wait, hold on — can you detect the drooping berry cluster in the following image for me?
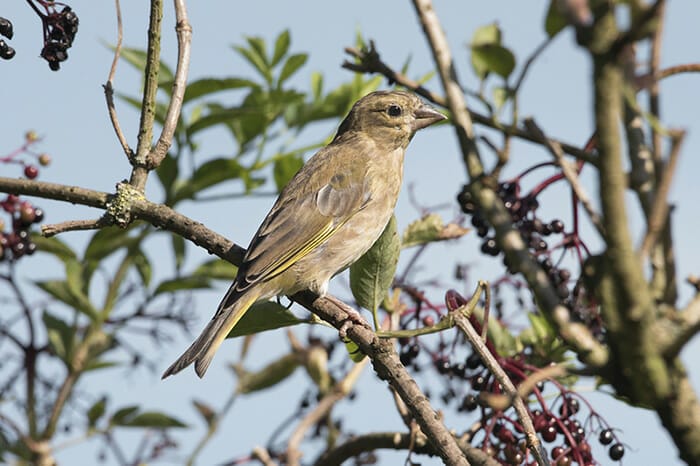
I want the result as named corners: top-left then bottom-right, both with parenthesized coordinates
top-left (0, 17), bottom-right (15, 60)
top-left (7, 1), bottom-right (79, 70)
top-left (33, 2), bottom-right (79, 70)
top-left (0, 195), bottom-right (44, 260)
top-left (457, 159), bottom-right (604, 339)
top-left (0, 132), bottom-right (50, 261)
top-left (426, 290), bottom-right (624, 465)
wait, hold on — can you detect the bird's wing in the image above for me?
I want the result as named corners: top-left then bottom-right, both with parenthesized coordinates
top-left (233, 135), bottom-right (373, 294)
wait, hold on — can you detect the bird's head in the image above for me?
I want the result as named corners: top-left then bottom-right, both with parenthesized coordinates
top-left (333, 90), bottom-right (446, 149)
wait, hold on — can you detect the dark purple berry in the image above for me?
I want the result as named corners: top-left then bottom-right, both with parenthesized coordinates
top-left (24, 165), bottom-right (39, 179)
top-left (460, 394), bottom-right (478, 412)
top-left (609, 443), bottom-right (624, 461)
top-left (550, 219), bottom-right (565, 233)
top-left (599, 428), bottom-right (614, 445)
top-left (542, 425), bottom-right (557, 442)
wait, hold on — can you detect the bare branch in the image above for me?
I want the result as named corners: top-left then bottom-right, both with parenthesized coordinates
top-left (287, 359), bottom-right (369, 466)
top-left (639, 130), bottom-right (684, 260)
top-left (103, 0), bottom-right (134, 161)
top-left (148, 0), bottom-right (192, 168)
top-left (41, 218), bottom-right (108, 237)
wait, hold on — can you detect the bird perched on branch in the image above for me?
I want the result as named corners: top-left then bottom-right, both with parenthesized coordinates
top-left (162, 90), bottom-right (445, 378)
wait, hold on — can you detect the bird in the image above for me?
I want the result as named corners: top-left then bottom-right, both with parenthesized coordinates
top-left (162, 90), bottom-right (445, 379)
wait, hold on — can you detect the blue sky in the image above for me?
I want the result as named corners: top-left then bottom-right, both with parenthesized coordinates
top-left (1, 1), bottom-right (699, 465)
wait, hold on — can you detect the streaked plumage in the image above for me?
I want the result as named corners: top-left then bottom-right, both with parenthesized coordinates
top-left (162, 90), bottom-right (445, 378)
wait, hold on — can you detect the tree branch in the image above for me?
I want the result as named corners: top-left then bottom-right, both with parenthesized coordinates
top-left (410, 0), bottom-right (607, 369)
top-left (148, 0), bottom-right (192, 168)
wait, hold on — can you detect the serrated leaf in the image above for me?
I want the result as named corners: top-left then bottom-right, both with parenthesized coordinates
top-left (236, 353), bottom-right (300, 394)
top-left (402, 213), bottom-right (470, 249)
top-left (350, 216), bottom-right (400, 312)
top-left (183, 77), bottom-right (258, 104)
top-left (119, 411), bottom-right (187, 429)
top-left (271, 30), bottom-right (291, 67)
top-left (273, 153), bottom-right (304, 191)
top-left (172, 158), bottom-right (244, 203)
top-left (278, 53), bottom-right (307, 86)
top-left (87, 397), bottom-right (107, 428)
top-left (402, 213), bottom-right (443, 249)
top-left (227, 301), bottom-right (305, 338)
top-left (471, 44), bottom-right (516, 80)
top-left (545, 0), bottom-right (569, 37)
top-left (31, 234), bottom-right (77, 262)
top-left (193, 258), bottom-right (238, 280)
top-left (154, 276), bottom-right (211, 295)
top-left (42, 311), bottom-right (74, 361)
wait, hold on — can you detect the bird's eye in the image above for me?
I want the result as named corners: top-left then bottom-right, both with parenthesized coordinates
top-left (387, 104), bottom-right (402, 117)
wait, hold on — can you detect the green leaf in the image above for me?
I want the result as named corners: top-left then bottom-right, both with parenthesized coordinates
top-left (42, 311), bottom-right (75, 362)
top-left (157, 153), bottom-right (178, 196)
top-left (471, 44), bottom-right (516, 80)
top-left (492, 86), bottom-right (512, 111)
top-left (310, 71), bottom-right (323, 100)
top-left (84, 360), bottom-right (119, 372)
top-left (402, 213), bottom-right (442, 248)
top-left (171, 234), bottom-right (186, 271)
top-left (119, 411), bottom-right (188, 429)
top-left (271, 30), bottom-right (291, 67)
top-left (236, 353), bottom-right (301, 394)
top-left (116, 46), bottom-right (174, 85)
top-left (545, 0), bottom-right (569, 37)
top-left (227, 301), bottom-right (305, 338)
top-left (172, 158), bottom-right (244, 203)
top-left (31, 235), bottom-right (77, 262)
top-left (36, 280), bottom-right (98, 320)
top-left (84, 226), bottom-right (137, 262)
top-left (109, 406), bottom-right (139, 426)
top-left (278, 53), bottom-right (308, 86)
top-left (350, 215), bottom-right (400, 312)
top-left (471, 23), bottom-right (502, 47)
top-left (273, 153), bottom-right (304, 191)
top-left (132, 249), bottom-right (152, 286)
top-left (192, 400), bottom-right (216, 427)
top-left (183, 77), bottom-right (258, 104)
top-left (154, 276), bottom-right (211, 295)
top-left (193, 258), bottom-right (238, 280)
top-left (87, 397), bottom-right (107, 428)
top-left (234, 43), bottom-right (272, 84)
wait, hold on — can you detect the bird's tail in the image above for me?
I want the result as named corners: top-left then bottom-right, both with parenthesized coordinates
top-left (162, 289), bottom-right (260, 379)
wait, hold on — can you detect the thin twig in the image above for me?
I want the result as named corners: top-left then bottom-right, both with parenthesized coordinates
top-left (130, 0), bottom-right (164, 191)
top-left (524, 118), bottom-right (606, 237)
top-left (42, 218), bottom-right (109, 237)
top-left (451, 299), bottom-right (550, 466)
top-left (148, 0), bottom-right (192, 168)
top-left (512, 37), bottom-right (553, 93)
top-left (639, 130), bottom-right (685, 259)
top-left (103, 0), bottom-right (133, 161)
top-left (286, 359), bottom-right (369, 466)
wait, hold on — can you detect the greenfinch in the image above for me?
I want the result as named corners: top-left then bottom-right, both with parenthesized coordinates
top-left (163, 90), bottom-right (445, 378)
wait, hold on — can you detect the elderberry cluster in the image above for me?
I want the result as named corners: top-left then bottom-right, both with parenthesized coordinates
top-left (0, 132), bottom-right (51, 261)
top-left (40, 5), bottom-right (79, 70)
top-left (0, 17), bottom-right (15, 60)
top-left (0, 194), bottom-right (44, 261)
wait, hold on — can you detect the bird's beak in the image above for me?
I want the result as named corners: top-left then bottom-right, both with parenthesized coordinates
top-left (412, 104), bottom-right (446, 132)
